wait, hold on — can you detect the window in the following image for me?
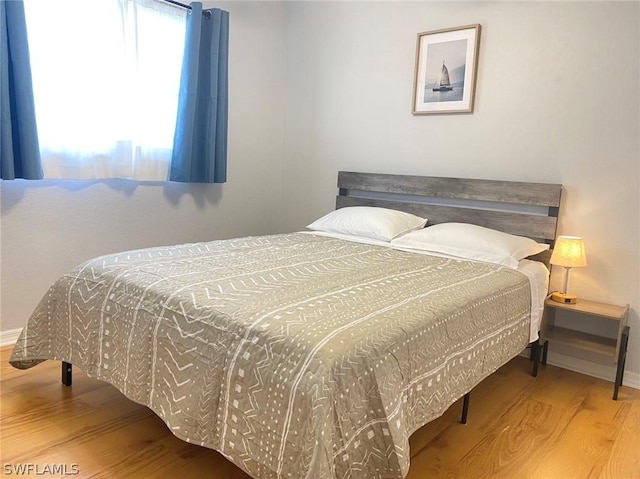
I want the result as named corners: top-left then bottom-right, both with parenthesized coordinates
top-left (23, 0), bottom-right (187, 180)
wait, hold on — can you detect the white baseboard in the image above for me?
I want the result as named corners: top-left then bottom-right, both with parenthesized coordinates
top-left (545, 350), bottom-right (640, 390)
top-left (521, 348), bottom-right (639, 391)
top-left (0, 328), bottom-right (22, 347)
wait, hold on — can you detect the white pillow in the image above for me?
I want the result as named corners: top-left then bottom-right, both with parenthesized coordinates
top-left (306, 207), bottom-right (427, 242)
top-left (390, 222), bottom-right (549, 268)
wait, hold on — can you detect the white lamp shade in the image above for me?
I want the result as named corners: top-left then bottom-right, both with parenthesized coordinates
top-left (550, 236), bottom-right (587, 268)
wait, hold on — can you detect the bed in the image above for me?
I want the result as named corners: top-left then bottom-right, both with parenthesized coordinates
top-left (10, 172), bottom-right (562, 479)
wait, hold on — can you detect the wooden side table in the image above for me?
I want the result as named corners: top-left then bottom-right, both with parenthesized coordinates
top-left (540, 297), bottom-right (630, 400)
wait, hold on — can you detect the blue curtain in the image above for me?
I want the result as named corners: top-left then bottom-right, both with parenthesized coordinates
top-left (0, 0), bottom-right (42, 180)
top-left (170, 3), bottom-right (228, 183)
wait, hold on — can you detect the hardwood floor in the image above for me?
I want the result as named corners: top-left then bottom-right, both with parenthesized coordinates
top-left (1, 345), bottom-right (639, 479)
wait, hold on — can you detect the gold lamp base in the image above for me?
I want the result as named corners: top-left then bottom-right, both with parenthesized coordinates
top-left (551, 292), bottom-right (577, 304)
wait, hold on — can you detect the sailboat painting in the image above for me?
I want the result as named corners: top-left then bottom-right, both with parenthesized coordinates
top-left (421, 37), bottom-right (470, 104)
top-left (412, 24), bottom-right (481, 114)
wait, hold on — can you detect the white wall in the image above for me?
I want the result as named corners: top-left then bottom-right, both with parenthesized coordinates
top-left (280, 2), bottom-right (640, 382)
top-left (0, 1), bottom-right (287, 332)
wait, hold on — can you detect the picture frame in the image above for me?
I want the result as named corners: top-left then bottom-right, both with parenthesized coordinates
top-left (412, 24), bottom-right (481, 115)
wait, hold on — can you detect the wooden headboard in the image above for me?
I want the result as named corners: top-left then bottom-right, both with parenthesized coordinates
top-left (336, 171), bottom-right (562, 261)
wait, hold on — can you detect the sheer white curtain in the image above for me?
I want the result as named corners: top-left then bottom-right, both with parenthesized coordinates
top-left (23, 0), bottom-right (186, 180)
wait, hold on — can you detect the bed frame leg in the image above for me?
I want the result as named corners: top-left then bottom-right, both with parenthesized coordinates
top-left (461, 392), bottom-right (470, 424)
top-left (62, 362), bottom-right (72, 386)
top-left (530, 339), bottom-right (547, 378)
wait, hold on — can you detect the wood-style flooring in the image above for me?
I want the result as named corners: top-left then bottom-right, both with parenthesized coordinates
top-left (1, 346), bottom-right (639, 478)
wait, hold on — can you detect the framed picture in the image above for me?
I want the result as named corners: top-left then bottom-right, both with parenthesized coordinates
top-left (412, 24), bottom-right (481, 114)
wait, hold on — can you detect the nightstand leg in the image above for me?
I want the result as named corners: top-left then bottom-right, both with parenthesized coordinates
top-left (613, 326), bottom-right (629, 401)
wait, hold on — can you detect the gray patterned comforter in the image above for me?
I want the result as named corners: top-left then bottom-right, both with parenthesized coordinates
top-left (10, 233), bottom-right (532, 479)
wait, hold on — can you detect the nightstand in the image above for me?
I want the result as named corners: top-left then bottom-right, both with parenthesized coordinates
top-left (540, 297), bottom-right (630, 400)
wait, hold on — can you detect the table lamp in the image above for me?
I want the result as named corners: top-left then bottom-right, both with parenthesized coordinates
top-left (549, 235), bottom-right (587, 304)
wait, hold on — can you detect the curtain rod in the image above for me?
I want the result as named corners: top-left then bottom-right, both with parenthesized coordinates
top-left (162, 0), bottom-right (192, 10)
top-left (161, 0), bottom-right (213, 18)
